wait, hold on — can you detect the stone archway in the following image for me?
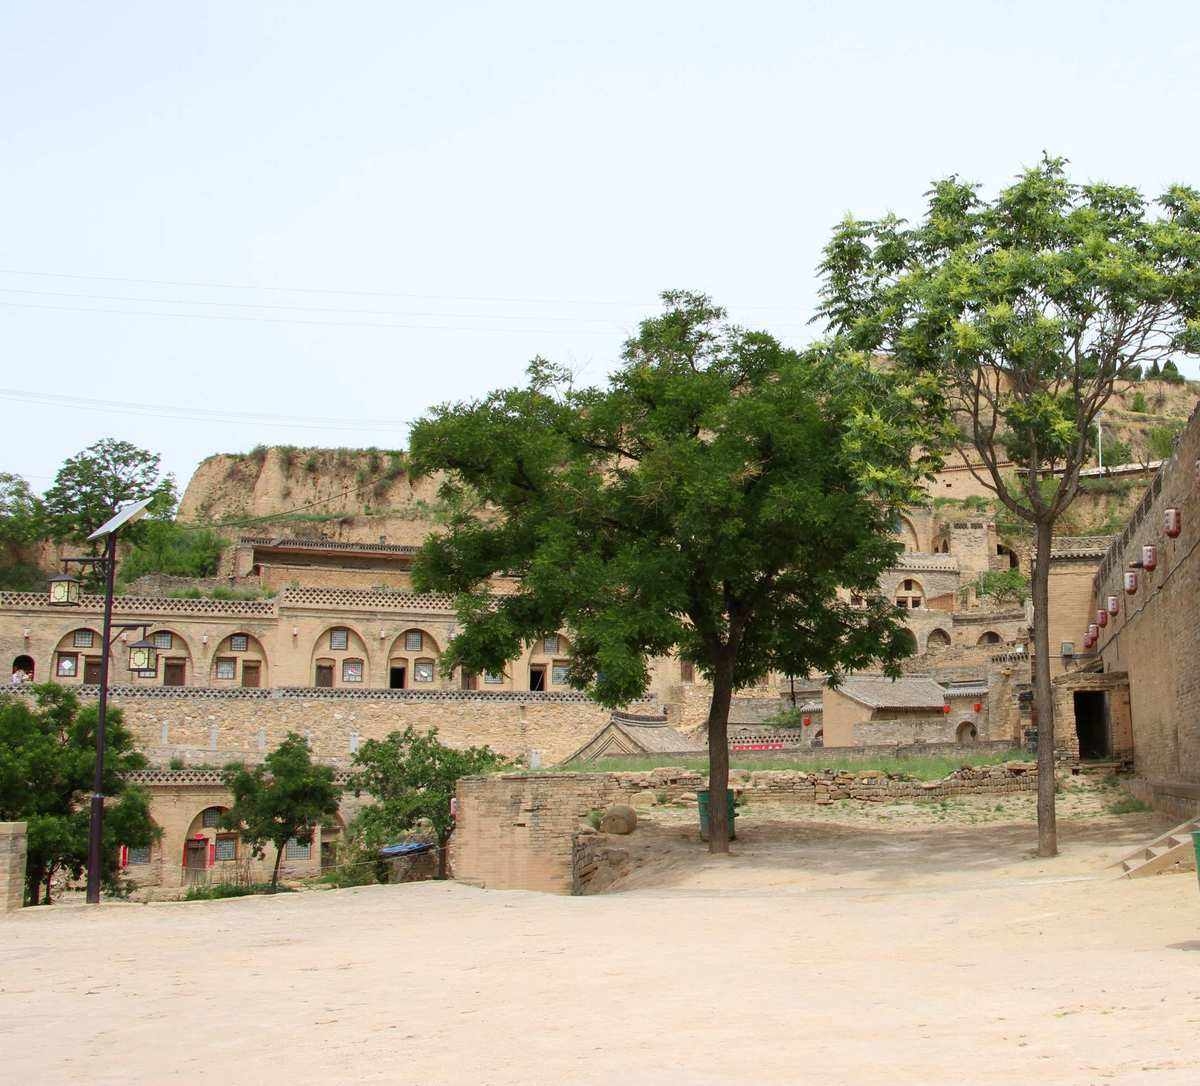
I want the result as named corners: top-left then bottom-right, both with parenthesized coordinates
top-left (925, 629), bottom-right (952, 654)
top-left (956, 721), bottom-right (978, 744)
top-left (11, 653), bottom-right (34, 684)
top-left (977, 631), bottom-right (1002, 647)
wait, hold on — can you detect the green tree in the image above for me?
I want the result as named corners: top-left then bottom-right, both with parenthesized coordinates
top-left (1161, 358), bottom-right (1185, 384)
top-left (0, 472), bottom-right (46, 589)
top-left (1147, 423), bottom-right (1184, 461)
top-left (43, 439), bottom-right (176, 544)
top-left (409, 292), bottom-right (939, 852)
top-left (1130, 391), bottom-right (1148, 413)
top-left (817, 156), bottom-right (1200, 856)
top-left (347, 726), bottom-right (507, 879)
top-left (222, 733), bottom-right (340, 891)
top-left (1148, 360), bottom-right (1162, 379)
top-left (0, 685), bottom-right (157, 905)
top-left (973, 568), bottom-right (1030, 607)
top-left (116, 521), bottom-right (225, 588)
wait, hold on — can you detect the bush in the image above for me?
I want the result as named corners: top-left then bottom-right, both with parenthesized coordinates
top-left (1105, 796), bottom-right (1152, 815)
top-left (117, 521), bottom-right (224, 586)
top-left (1147, 423), bottom-right (1184, 461)
top-left (1130, 391), bottom-right (1148, 413)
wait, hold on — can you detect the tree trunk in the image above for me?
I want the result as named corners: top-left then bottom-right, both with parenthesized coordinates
top-left (1032, 518), bottom-right (1058, 857)
top-left (27, 864), bottom-right (43, 907)
top-left (270, 844), bottom-right (285, 892)
top-left (706, 662), bottom-right (735, 855)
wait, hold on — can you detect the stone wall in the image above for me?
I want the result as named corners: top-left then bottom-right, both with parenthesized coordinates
top-left (1094, 399), bottom-right (1200, 790)
top-left (30, 688), bottom-right (642, 766)
top-left (1, 822), bottom-right (26, 913)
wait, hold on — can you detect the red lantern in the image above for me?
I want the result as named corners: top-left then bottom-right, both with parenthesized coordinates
top-left (1084, 633), bottom-right (1095, 649)
top-left (1087, 623), bottom-right (1099, 640)
top-left (1142, 544), bottom-right (1158, 571)
top-left (1165, 507), bottom-right (1181, 538)
top-left (973, 702), bottom-right (982, 713)
top-left (1107, 594), bottom-right (1120, 615)
top-left (942, 704), bottom-right (951, 714)
top-left (1096, 609), bottom-right (1108, 628)
top-left (802, 716), bottom-right (812, 727)
top-left (1124, 570), bottom-right (1138, 595)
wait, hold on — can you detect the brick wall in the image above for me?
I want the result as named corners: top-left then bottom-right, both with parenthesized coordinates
top-left (1094, 400), bottom-right (1200, 789)
top-left (0, 822), bottom-right (26, 913)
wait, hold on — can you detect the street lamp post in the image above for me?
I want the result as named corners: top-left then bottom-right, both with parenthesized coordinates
top-left (47, 496), bottom-right (155, 904)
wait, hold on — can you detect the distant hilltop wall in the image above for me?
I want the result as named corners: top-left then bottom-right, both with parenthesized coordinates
top-left (177, 446), bottom-right (446, 545)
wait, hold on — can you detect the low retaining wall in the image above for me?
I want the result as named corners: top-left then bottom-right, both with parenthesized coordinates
top-left (1, 822), bottom-right (26, 913)
top-left (453, 763), bottom-right (1040, 894)
top-left (1128, 777), bottom-right (1200, 821)
top-left (718, 739), bottom-right (1015, 761)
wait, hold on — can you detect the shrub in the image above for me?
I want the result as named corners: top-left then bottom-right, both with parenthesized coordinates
top-left (1147, 423), bottom-right (1184, 461)
top-left (117, 521), bottom-right (224, 586)
top-left (1106, 796), bottom-right (1152, 815)
top-left (184, 882), bottom-right (294, 901)
top-left (1130, 391), bottom-right (1148, 413)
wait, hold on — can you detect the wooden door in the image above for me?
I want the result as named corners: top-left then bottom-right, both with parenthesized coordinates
top-left (315, 664), bottom-right (334, 688)
top-left (83, 657), bottom-right (102, 684)
top-left (241, 661), bottom-right (261, 688)
top-left (163, 660), bottom-right (186, 687)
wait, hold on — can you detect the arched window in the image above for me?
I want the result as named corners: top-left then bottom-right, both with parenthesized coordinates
top-left (895, 579), bottom-right (924, 609)
top-left (956, 721), bottom-right (978, 744)
top-left (212, 632), bottom-right (268, 687)
top-left (10, 654), bottom-right (34, 684)
top-left (925, 629), bottom-right (951, 654)
top-left (977, 631), bottom-right (1002, 647)
top-left (312, 627), bottom-right (369, 688)
top-left (387, 628), bottom-right (440, 689)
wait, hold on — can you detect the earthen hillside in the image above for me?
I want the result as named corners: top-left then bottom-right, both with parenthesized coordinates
top-left (178, 446), bottom-right (445, 545)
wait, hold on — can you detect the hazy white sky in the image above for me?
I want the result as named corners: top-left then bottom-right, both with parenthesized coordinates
top-left (4, 0), bottom-right (1199, 494)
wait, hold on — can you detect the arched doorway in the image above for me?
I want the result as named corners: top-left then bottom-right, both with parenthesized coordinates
top-left (386, 628), bottom-right (440, 689)
top-left (312, 626), bottom-right (369, 688)
top-left (925, 629), bottom-right (951, 654)
top-left (211, 632), bottom-right (269, 687)
top-left (977, 631), bottom-right (1002, 647)
top-left (182, 805), bottom-right (239, 883)
top-left (956, 721), bottom-right (978, 744)
top-left (895, 579), bottom-right (924, 609)
top-left (11, 654), bottom-right (34, 684)
top-left (527, 633), bottom-right (573, 692)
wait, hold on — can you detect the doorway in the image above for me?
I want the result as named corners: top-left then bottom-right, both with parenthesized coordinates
top-left (315, 664), bottom-right (334, 688)
top-left (241, 661), bottom-right (261, 688)
top-left (11, 654), bottom-right (34, 682)
top-left (1074, 690), bottom-right (1109, 759)
top-left (460, 670), bottom-right (477, 690)
top-left (529, 666), bottom-right (546, 692)
top-left (83, 657), bottom-right (102, 684)
top-left (184, 838), bottom-right (208, 883)
top-left (390, 665), bottom-right (406, 689)
top-left (163, 660), bottom-right (186, 687)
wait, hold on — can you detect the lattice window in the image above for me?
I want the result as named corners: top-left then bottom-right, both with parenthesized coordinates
top-left (214, 836), bottom-right (237, 862)
top-left (215, 658), bottom-right (236, 680)
top-left (330, 628), bottom-right (349, 651)
top-left (405, 630), bottom-right (423, 652)
top-left (152, 631), bottom-right (173, 649)
top-left (56, 654), bottom-right (77, 677)
top-left (127, 846), bottom-right (151, 865)
top-left (341, 659), bottom-right (364, 683)
top-left (229, 634), bottom-right (249, 652)
top-left (73, 629), bottom-right (94, 648)
top-left (201, 807), bottom-right (222, 829)
top-left (542, 635), bottom-right (559, 655)
top-left (413, 660), bottom-right (435, 683)
top-left (285, 838), bottom-right (310, 860)
top-left (551, 661), bottom-right (570, 685)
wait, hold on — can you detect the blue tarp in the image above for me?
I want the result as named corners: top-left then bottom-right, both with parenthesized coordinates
top-left (378, 842), bottom-right (434, 859)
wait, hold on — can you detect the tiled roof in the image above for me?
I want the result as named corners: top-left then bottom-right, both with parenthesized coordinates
top-left (1049, 536), bottom-right (1116, 560)
top-left (834, 675), bottom-right (947, 710)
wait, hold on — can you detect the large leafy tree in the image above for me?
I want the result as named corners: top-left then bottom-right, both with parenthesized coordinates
top-left (222, 733), bottom-right (341, 891)
top-left (43, 439), bottom-right (177, 544)
top-left (0, 472), bottom-right (46, 590)
top-left (409, 292), bottom-right (939, 852)
top-left (817, 156), bottom-right (1200, 855)
top-left (347, 726), bottom-right (507, 878)
top-left (0, 684), bottom-right (157, 905)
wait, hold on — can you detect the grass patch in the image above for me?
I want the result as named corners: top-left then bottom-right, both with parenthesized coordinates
top-left (183, 882), bottom-right (295, 901)
top-left (1105, 796), bottom-right (1152, 815)
top-left (168, 586), bottom-right (275, 601)
top-left (551, 748), bottom-right (1032, 782)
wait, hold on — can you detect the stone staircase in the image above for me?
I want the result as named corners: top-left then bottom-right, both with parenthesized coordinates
top-left (1112, 818), bottom-right (1199, 878)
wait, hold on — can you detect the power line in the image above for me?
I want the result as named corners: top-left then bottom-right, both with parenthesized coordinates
top-left (0, 388), bottom-right (415, 433)
top-left (0, 266), bottom-right (806, 313)
top-left (0, 298), bottom-right (622, 335)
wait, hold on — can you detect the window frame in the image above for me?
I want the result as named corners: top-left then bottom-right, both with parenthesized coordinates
top-left (413, 659), bottom-right (435, 684)
top-left (201, 807), bottom-right (222, 829)
top-left (284, 837), bottom-right (311, 860)
top-left (214, 657), bottom-right (237, 681)
top-left (73, 629), bottom-right (94, 648)
top-left (341, 658), bottom-right (364, 684)
top-left (404, 630), bottom-right (423, 652)
top-left (483, 670), bottom-right (504, 685)
top-left (229, 634), bottom-right (249, 653)
top-left (56, 653), bottom-right (78, 677)
top-left (127, 845), bottom-right (151, 865)
top-left (151, 630), bottom-right (173, 650)
top-left (551, 660), bottom-right (570, 686)
top-left (330, 628), bottom-right (349, 651)
top-left (214, 834), bottom-right (238, 862)
top-left (542, 635), bottom-right (560, 655)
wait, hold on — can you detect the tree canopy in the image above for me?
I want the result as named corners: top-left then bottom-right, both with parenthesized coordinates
top-left (43, 439), bottom-right (176, 543)
top-left (0, 685), bottom-right (157, 905)
top-left (347, 726), bottom-right (507, 878)
top-left (816, 155), bottom-right (1200, 855)
top-left (409, 291), bottom-right (940, 850)
top-left (222, 733), bottom-right (340, 890)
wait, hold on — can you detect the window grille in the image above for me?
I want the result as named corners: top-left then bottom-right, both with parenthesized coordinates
top-left (542, 635), bottom-right (559, 655)
top-left (202, 807), bottom-right (222, 829)
top-left (57, 654), bottom-right (77, 677)
top-left (214, 836), bottom-right (236, 862)
top-left (341, 659), bottom-right (363, 683)
top-left (230, 634), bottom-right (249, 652)
top-left (127, 846), bottom-right (151, 865)
top-left (414, 660), bottom-right (434, 683)
top-left (215, 658), bottom-right (236, 680)
top-left (73, 629), bottom-right (94, 648)
top-left (405, 630), bottom-right (423, 652)
top-left (152, 631), bottom-right (172, 649)
top-left (330, 628), bottom-right (349, 651)
top-left (285, 838), bottom-right (310, 860)
top-left (551, 662), bottom-right (570, 685)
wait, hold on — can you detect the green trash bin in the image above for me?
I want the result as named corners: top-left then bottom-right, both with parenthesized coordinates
top-left (1193, 831), bottom-right (1200, 893)
top-left (697, 789), bottom-right (737, 841)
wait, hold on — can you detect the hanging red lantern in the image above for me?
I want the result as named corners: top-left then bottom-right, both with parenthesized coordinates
top-left (1107, 594), bottom-right (1120, 615)
top-left (973, 702), bottom-right (982, 713)
top-left (1164, 507), bottom-right (1181, 538)
top-left (1087, 623), bottom-right (1099, 640)
top-left (1142, 544), bottom-right (1158, 571)
top-left (942, 704), bottom-right (951, 714)
top-left (1083, 633), bottom-right (1095, 649)
top-left (802, 716), bottom-right (812, 727)
top-left (1124, 570), bottom-right (1138, 594)
top-left (1096, 609), bottom-right (1108, 628)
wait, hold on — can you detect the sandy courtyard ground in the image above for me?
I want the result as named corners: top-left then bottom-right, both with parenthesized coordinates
top-left (3, 797), bottom-right (1200, 1085)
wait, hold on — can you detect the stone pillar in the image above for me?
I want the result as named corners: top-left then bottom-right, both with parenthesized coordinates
top-left (0, 822), bottom-right (28, 914)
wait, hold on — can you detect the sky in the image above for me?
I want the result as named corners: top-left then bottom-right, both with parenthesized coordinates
top-left (4, 0), bottom-right (1200, 496)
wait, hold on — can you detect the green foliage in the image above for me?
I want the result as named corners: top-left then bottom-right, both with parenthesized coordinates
top-left (1098, 431), bottom-right (1132, 466)
top-left (585, 808), bottom-right (603, 830)
top-left (347, 726), bottom-right (506, 876)
top-left (167, 586), bottom-right (273, 601)
top-left (762, 707), bottom-right (806, 728)
top-left (0, 559), bottom-right (48, 590)
top-left (974, 568), bottom-right (1030, 606)
top-left (1147, 360), bottom-right (1162, 378)
top-left (1130, 391), bottom-right (1148, 413)
top-left (1161, 359), bottom-right (1185, 384)
top-left (1147, 422), bottom-right (1184, 460)
top-left (0, 685), bottom-right (157, 905)
top-left (410, 292), bottom-right (941, 710)
top-left (43, 439), bottom-right (176, 544)
top-left (303, 452), bottom-right (319, 473)
top-left (1105, 795), bottom-right (1152, 815)
top-left (184, 881), bottom-right (294, 900)
top-left (222, 733), bottom-right (340, 890)
top-left (961, 495), bottom-right (989, 512)
top-left (116, 521), bottom-right (225, 587)
top-left (0, 472), bottom-right (43, 549)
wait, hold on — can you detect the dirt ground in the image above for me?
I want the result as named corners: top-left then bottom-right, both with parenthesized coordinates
top-left (4, 786), bottom-right (1200, 1085)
